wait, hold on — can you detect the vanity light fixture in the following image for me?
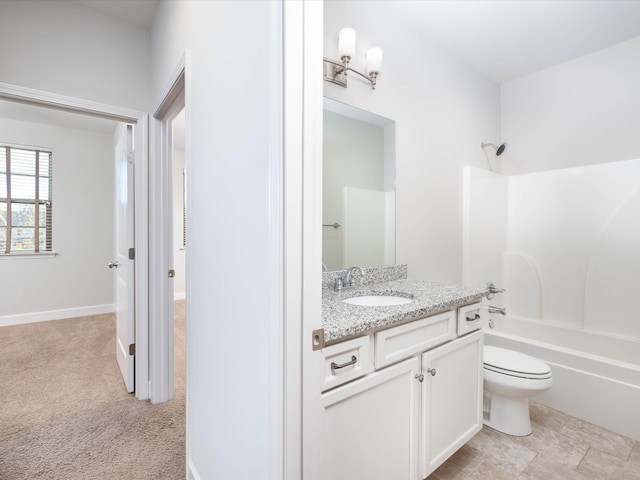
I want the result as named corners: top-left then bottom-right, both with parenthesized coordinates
top-left (324, 27), bottom-right (383, 90)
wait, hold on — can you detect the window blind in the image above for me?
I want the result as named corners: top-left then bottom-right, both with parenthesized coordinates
top-left (0, 144), bottom-right (53, 254)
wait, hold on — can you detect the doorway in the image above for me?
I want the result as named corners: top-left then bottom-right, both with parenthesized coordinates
top-left (170, 107), bottom-right (187, 401)
top-left (148, 55), bottom-right (187, 404)
top-left (0, 88), bottom-right (149, 400)
top-left (0, 82), bottom-right (150, 399)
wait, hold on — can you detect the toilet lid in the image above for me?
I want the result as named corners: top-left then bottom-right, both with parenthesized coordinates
top-left (484, 346), bottom-right (552, 379)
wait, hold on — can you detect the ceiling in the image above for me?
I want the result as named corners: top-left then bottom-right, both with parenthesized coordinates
top-left (71, 0), bottom-right (640, 84)
top-left (5, 1), bottom-right (640, 133)
top-left (69, 0), bottom-right (160, 29)
top-left (385, 0), bottom-right (640, 84)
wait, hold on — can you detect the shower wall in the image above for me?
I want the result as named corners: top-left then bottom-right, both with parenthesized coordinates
top-left (501, 36), bottom-right (640, 175)
top-left (464, 161), bottom-right (640, 353)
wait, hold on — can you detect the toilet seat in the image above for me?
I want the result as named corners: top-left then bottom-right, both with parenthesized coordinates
top-left (484, 346), bottom-right (552, 380)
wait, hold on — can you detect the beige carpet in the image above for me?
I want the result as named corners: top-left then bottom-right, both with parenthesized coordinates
top-left (0, 301), bottom-right (186, 479)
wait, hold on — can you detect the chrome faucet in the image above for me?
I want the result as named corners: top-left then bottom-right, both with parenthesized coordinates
top-left (334, 265), bottom-right (364, 291)
top-left (488, 306), bottom-right (507, 316)
top-left (344, 265), bottom-right (364, 287)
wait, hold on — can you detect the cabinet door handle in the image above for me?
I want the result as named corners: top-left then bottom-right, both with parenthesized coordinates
top-left (331, 355), bottom-right (357, 370)
top-left (427, 368), bottom-right (437, 376)
top-left (466, 313), bottom-right (481, 322)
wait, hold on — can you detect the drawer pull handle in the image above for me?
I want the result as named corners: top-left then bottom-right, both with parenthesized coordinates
top-left (427, 368), bottom-right (437, 376)
top-left (466, 313), bottom-right (481, 322)
top-left (331, 355), bottom-right (357, 370)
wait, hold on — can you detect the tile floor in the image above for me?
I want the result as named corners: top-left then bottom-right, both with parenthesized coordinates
top-left (430, 402), bottom-right (640, 480)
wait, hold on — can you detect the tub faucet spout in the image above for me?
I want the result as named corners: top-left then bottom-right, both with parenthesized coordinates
top-left (488, 306), bottom-right (507, 316)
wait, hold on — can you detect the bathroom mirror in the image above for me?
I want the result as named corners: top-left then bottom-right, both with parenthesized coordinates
top-left (322, 98), bottom-right (396, 271)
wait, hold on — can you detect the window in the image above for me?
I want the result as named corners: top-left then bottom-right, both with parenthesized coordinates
top-left (0, 144), bottom-right (53, 254)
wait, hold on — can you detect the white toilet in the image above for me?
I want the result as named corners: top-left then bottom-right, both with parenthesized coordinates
top-left (483, 345), bottom-right (553, 436)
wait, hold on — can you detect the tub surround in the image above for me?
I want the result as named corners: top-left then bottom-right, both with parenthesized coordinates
top-left (463, 162), bottom-right (640, 442)
top-left (322, 265), bottom-right (489, 344)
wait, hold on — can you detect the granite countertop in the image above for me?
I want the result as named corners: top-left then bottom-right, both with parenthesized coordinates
top-left (322, 279), bottom-right (489, 345)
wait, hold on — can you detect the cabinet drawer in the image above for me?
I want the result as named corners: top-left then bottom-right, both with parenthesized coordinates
top-left (374, 311), bottom-right (456, 369)
top-left (322, 336), bottom-right (371, 391)
top-left (457, 302), bottom-right (485, 336)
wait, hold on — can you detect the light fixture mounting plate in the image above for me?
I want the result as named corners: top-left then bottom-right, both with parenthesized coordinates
top-left (323, 58), bottom-right (347, 88)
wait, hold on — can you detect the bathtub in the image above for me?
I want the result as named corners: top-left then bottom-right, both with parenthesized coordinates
top-left (484, 315), bottom-right (640, 442)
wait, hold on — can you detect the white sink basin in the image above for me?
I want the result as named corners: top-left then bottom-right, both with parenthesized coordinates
top-left (343, 295), bottom-right (414, 307)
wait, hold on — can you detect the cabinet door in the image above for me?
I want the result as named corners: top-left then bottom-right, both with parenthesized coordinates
top-left (321, 357), bottom-right (421, 480)
top-left (420, 330), bottom-right (483, 478)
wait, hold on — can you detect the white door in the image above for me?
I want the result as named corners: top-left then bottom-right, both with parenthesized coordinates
top-left (112, 123), bottom-right (135, 392)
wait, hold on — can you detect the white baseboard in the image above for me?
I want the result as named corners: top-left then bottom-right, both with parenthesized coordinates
top-left (174, 291), bottom-right (186, 301)
top-left (187, 459), bottom-right (201, 480)
top-left (0, 304), bottom-right (115, 327)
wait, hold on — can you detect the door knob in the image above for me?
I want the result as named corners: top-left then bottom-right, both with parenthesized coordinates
top-left (108, 261), bottom-right (119, 269)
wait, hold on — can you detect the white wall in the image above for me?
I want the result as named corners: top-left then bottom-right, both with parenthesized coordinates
top-left (151, 2), bottom-right (282, 477)
top-left (0, 0), bottom-right (152, 112)
top-left (0, 0), bottom-right (151, 319)
top-left (501, 35), bottom-right (640, 175)
top-left (324, 1), bottom-right (501, 284)
top-left (0, 0), bottom-right (151, 322)
top-left (0, 116), bottom-right (114, 320)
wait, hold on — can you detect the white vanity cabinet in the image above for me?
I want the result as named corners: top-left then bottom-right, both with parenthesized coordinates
top-left (320, 302), bottom-right (484, 480)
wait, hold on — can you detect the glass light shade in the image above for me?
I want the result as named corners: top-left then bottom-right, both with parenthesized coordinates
top-left (338, 28), bottom-right (356, 59)
top-left (366, 47), bottom-right (383, 75)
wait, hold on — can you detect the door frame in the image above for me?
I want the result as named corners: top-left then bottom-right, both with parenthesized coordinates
top-left (0, 81), bottom-right (151, 400)
top-left (282, 0), bottom-right (324, 477)
top-left (149, 51), bottom-right (189, 404)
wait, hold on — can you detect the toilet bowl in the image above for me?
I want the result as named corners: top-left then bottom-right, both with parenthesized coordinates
top-left (483, 345), bottom-right (553, 436)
